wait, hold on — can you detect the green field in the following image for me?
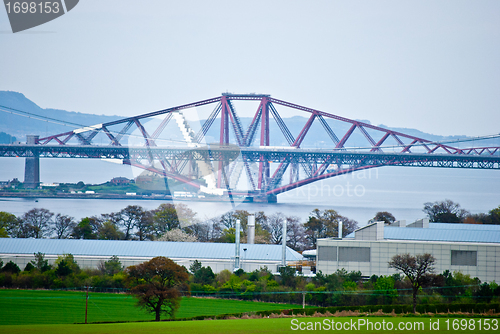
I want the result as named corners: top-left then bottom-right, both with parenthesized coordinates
top-left (0, 317), bottom-right (485, 334)
top-left (0, 289), bottom-right (302, 325)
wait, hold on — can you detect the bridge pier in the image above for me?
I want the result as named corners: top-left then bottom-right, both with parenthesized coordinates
top-left (252, 194), bottom-right (277, 203)
top-left (24, 135), bottom-right (40, 189)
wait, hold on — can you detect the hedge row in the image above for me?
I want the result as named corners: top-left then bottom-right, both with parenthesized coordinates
top-left (169, 302), bottom-right (500, 322)
top-left (252, 302), bottom-right (500, 318)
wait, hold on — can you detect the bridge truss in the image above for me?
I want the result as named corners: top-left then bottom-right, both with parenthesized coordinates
top-left (6, 94), bottom-right (500, 200)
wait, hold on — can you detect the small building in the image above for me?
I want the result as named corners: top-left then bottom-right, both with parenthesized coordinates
top-left (0, 239), bottom-right (303, 273)
top-left (110, 177), bottom-right (131, 185)
top-left (316, 219), bottom-right (500, 282)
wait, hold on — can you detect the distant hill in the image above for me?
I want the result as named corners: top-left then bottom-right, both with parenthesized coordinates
top-left (0, 90), bottom-right (476, 147)
top-left (0, 91), bottom-right (120, 141)
top-left (0, 132), bottom-right (16, 144)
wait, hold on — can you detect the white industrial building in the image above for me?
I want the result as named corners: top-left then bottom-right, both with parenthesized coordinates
top-left (0, 239), bottom-right (303, 273)
top-left (316, 219), bottom-right (500, 282)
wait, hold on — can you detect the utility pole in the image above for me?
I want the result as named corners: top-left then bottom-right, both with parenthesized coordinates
top-left (85, 286), bottom-right (89, 324)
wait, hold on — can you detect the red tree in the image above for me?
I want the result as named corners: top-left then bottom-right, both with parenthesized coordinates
top-left (126, 257), bottom-right (189, 321)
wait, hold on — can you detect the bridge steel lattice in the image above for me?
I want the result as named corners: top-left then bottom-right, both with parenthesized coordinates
top-left (8, 93), bottom-right (500, 201)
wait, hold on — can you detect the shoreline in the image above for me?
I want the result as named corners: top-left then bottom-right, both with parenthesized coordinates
top-left (0, 192), bottom-right (254, 203)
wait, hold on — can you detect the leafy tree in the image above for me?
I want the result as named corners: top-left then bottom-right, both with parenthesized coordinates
top-left (389, 253), bottom-right (436, 313)
top-left (2, 261), bottom-right (21, 274)
top-left (193, 266), bottom-right (215, 285)
top-left (304, 209), bottom-right (340, 248)
top-left (53, 214), bottom-right (75, 239)
top-left (31, 252), bottom-right (51, 272)
top-left (157, 228), bottom-right (197, 242)
top-left (423, 200), bottom-right (469, 223)
top-left (218, 227), bottom-right (242, 243)
top-left (98, 221), bottom-right (124, 240)
top-left (373, 276), bottom-right (398, 305)
top-left (488, 205), bottom-right (500, 224)
top-left (56, 261), bottom-right (72, 276)
top-left (99, 255), bottom-right (123, 275)
top-left (373, 211), bottom-right (396, 224)
top-left (72, 217), bottom-right (101, 239)
top-left (0, 211), bottom-right (18, 237)
top-left (126, 257), bottom-right (189, 321)
top-left (278, 266), bottom-right (296, 288)
top-left (189, 260), bottom-right (202, 274)
top-left (475, 282), bottom-right (494, 303)
top-left (304, 209), bottom-right (358, 248)
top-left (24, 262), bottom-right (35, 272)
top-left (54, 254), bottom-right (80, 276)
top-left (152, 204), bottom-right (180, 236)
top-left (19, 208), bottom-right (54, 238)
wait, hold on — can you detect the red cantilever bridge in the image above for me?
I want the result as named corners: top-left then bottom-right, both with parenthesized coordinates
top-left (2, 93), bottom-right (500, 202)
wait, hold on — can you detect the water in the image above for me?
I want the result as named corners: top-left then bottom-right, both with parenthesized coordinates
top-left (0, 157), bottom-right (499, 225)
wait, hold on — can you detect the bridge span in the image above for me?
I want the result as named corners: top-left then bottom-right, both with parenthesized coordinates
top-left (2, 93), bottom-right (499, 202)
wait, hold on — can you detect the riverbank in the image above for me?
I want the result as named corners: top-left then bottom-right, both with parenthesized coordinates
top-left (0, 192), bottom-right (254, 203)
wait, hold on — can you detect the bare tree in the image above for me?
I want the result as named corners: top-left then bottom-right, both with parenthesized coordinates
top-left (388, 253), bottom-right (436, 313)
top-left (118, 205), bottom-right (146, 240)
top-left (184, 222), bottom-right (211, 242)
top-left (285, 216), bottom-right (307, 251)
top-left (423, 199), bottom-right (469, 223)
top-left (338, 216), bottom-right (358, 237)
top-left (53, 214), bottom-right (75, 239)
top-left (266, 212), bottom-right (286, 244)
top-left (20, 208), bottom-right (54, 238)
top-left (134, 210), bottom-right (154, 241)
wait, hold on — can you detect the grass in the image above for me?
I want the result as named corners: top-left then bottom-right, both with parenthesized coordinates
top-left (0, 289), bottom-right (302, 325)
top-left (0, 317), bottom-right (480, 334)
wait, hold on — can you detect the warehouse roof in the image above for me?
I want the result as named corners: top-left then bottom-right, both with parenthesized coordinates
top-left (384, 225), bottom-right (500, 243)
top-left (0, 239), bottom-right (304, 261)
top-left (345, 222), bottom-right (500, 244)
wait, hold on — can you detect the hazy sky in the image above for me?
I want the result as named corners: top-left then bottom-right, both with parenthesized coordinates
top-left (1, 0), bottom-right (499, 137)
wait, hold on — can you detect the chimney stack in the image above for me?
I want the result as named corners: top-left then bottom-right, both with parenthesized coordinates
top-left (235, 219), bottom-right (240, 271)
top-left (247, 214), bottom-right (255, 244)
top-left (282, 219), bottom-right (287, 267)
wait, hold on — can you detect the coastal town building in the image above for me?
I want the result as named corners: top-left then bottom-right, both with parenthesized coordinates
top-left (316, 219), bottom-right (500, 282)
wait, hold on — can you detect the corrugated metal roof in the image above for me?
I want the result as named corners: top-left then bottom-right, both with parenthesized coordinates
top-left (384, 227), bottom-right (500, 243)
top-left (427, 223), bottom-right (500, 231)
top-left (344, 223), bottom-right (500, 243)
top-left (0, 239), bottom-right (303, 261)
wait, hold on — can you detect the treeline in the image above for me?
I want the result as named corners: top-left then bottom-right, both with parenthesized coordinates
top-left (0, 253), bottom-right (126, 291)
top-left (188, 262), bottom-right (500, 306)
top-left (1, 255), bottom-right (499, 307)
top-left (1, 200), bottom-right (499, 252)
top-left (423, 199), bottom-right (500, 224)
top-left (0, 205), bottom-right (359, 251)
